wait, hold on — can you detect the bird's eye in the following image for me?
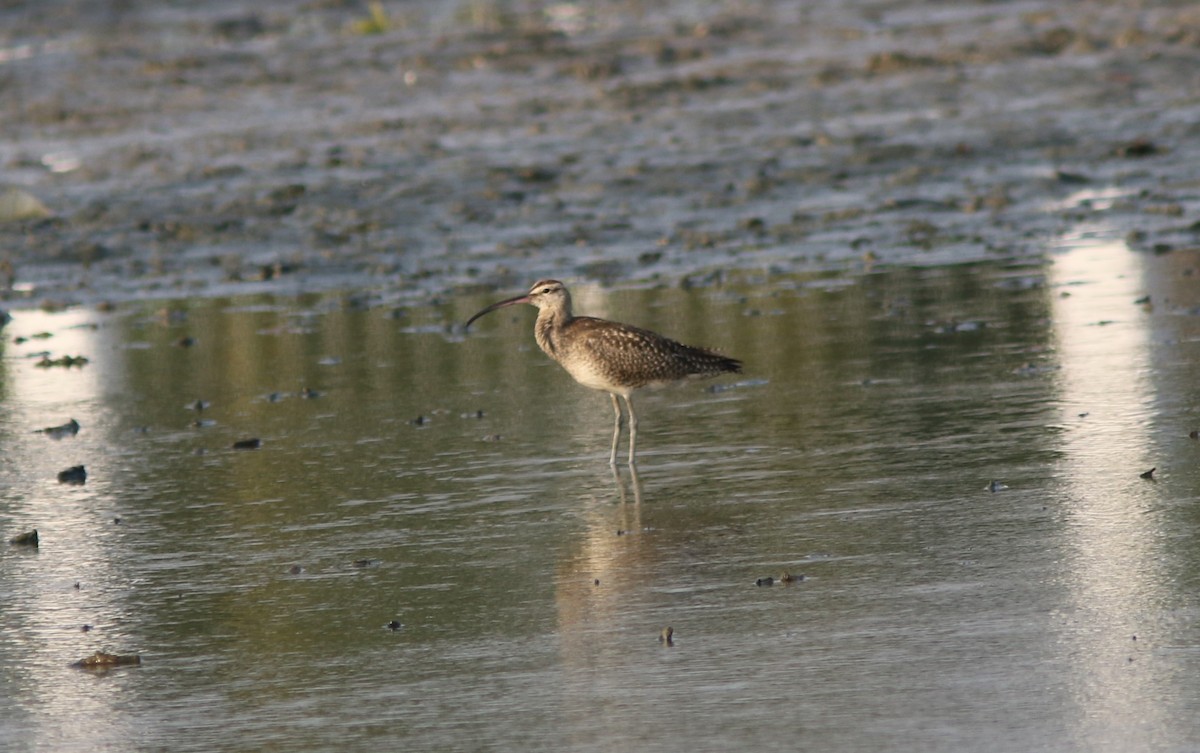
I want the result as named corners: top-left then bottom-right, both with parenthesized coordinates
top-left (541, 287), bottom-right (551, 293)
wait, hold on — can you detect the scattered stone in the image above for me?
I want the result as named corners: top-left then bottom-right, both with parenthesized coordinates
top-left (232, 438), bottom-right (261, 450)
top-left (1055, 170), bottom-right (1090, 184)
top-left (35, 418), bottom-right (80, 439)
top-left (1114, 137), bottom-right (1159, 158)
top-left (57, 465), bottom-right (87, 485)
top-left (9, 530), bottom-right (38, 547)
top-left (70, 651), bottom-right (141, 669)
top-left (0, 187), bottom-right (52, 222)
top-left (35, 355), bottom-right (89, 369)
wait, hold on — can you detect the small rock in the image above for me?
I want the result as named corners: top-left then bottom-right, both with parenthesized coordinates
top-left (35, 418), bottom-right (80, 439)
top-left (0, 187), bottom-right (52, 222)
top-left (35, 355), bottom-right (88, 369)
top-left (9, 529), bottom-right (38, 547)
top-left (70, 651), bottom-right (141, 669)
top-left (57, 465), bottom-right (87, 485)
top-left (1114, 137), bottom-right (1159, 158)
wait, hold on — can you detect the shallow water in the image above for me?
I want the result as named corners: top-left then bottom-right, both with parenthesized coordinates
top-left (3, 241), bottom-right (1200, 752)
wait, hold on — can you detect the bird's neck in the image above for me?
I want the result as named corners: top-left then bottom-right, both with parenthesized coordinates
top-left (534, 304), bottom-right (572, 358)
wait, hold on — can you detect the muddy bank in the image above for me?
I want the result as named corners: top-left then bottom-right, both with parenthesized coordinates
top-left (1, 0), bottom-right (1198, 309)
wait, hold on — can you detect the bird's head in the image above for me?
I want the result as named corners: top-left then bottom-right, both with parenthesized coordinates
top-left (465, 279), bottom-right (570, 329)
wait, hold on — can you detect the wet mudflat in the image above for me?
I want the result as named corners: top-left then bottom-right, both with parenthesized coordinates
top-left (3, 243), bottom-right (1200, 752)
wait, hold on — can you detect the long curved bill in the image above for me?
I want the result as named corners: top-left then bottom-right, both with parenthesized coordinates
top-left (465, 293), bottom-right (531, 329)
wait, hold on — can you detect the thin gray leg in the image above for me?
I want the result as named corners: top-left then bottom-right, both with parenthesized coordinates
top-left (624, 394), bottom-right (638, 466)
top-left (608, 393), bottom-right (622, 465)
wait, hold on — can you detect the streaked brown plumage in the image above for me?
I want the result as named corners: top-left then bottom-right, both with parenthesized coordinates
top-left (466, 279), bottom-right (741, 465)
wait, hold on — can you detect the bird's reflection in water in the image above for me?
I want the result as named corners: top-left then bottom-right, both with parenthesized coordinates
top-left (612, 463), bottom-right (643, 505)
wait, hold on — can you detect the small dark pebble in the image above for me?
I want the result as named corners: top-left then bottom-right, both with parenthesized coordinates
top-left (232, 438), bottom-right (261, 450)
top-left (57, 465), bottom-right (87, 485)
top-left (412, 415), bottom-right (427, 426)
top-left (71, 651), bottom-right (141, 669)
top-left (35, 418), bottom-right (80, 438)
top-left (1190, 430), bottom-right (1199, 440)
top-left (35, 355), bottom-right (89, 369)
top-left (81, 624), bottom-right (92, 632)
top-left (1055, 169), bottom-right (1090, 184)
top-left (9, 529), bottom-right (38, 547)
top-left (113, 517), bottom-right (121, 525)
top-left (756, 577), bottom-right (774, 587)
top-left (1114, 137), bottom-right (1159, 158)
top-left (1140, 467), bottom-right (1156, 479)
top-left (385, 620), bottom-right (403, 631)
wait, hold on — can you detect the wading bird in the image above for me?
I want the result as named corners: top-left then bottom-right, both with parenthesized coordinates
top-left (466, 280), bottom-right (741, 465)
